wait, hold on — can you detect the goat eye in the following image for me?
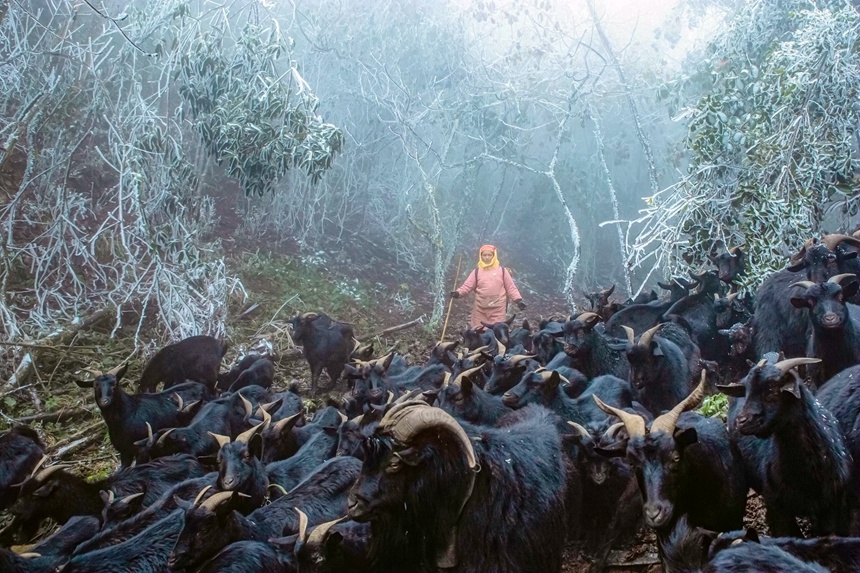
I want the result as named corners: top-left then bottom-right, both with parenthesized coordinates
top-left (671, 452), bottom-right (681, 463)
top-left (386, 459), bottom-right (402, 473)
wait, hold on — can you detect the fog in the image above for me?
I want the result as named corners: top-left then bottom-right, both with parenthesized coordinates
top-left (0, 0), bottom-right (857, 338)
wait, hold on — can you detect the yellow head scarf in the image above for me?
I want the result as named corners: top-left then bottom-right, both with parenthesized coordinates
top-left (477, 244), bottom-right (500, 270)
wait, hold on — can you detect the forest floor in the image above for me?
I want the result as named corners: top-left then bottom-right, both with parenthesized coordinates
top-left (0, 237), bottom-right (768, 572)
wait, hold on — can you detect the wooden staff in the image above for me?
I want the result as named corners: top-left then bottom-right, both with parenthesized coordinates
top-left (439, 253), bottom-right (463, 344)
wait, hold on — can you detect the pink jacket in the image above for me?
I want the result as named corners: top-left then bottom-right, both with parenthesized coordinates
top-left (456, 266), bottom-right (523, 327)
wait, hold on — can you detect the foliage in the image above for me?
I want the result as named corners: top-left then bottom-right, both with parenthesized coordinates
top-left (630, 0), bottom-right (860, 290)
top-left (177, 23), bottom-right (343, 196)
top-left (699, 393), bottom-right (728, 420)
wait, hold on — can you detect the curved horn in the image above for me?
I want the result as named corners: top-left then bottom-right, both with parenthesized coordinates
top-left (638, 324), bottom-right (661, 348)
top-left (192, 485), bottom-right (213, 507)
top-left (29, 455), bottom-right (50, 477)
top-left (773, 357), bottom-right (821, 376)
top-left (650, 370), bottom-right (709, 435)
top-left (789, 281), bottom-right (815, 289)
top-left (602, 421), bottom-right (626, 441)
top-left (593, 395), bottom-right (646, 438)
top-left (268, 483), bottom-right (289, 496)
top-left (496, 339), bottom-right (506, 356)
top-left (727, 245), bottom-right (743, 256)
top-left (567, 421), bottom-right (590, 438)
top-left (33, 464), bottom-right (72, 483)
top-left (509, 354), bottom-right (537, 365)
top-left (821, 234), bottom-right (860, 251)
top-left (725, 292), bottom-right (739, 303)
top-left (307, 516), bottom-right (348, 547)
top-left (106, 363), bottom-right (126, 377)
top-left (145, 422), bottom-right (153, 442)
top-left (385, 390), bottom-right (395, 405)
top-left (828, 273), bottom-right (858, 285)
top-left (440, 372), bottom-right (451, 389)
top-left (273, 412), bottom-right (302, 433)
top-left (120, 492), bottom-right (145, 505)
top-left (208, 432), bottom-right (231, 449)
top-left (300, 312), bottom-right (319, 321)
top-left (156, 428), bottom-right (175, 445)
top-left (172, 393), bottom-right (184, 412)
top-left (296, 508), bottom-right (309, 543)
top-left (575, 312), bottom-right (601, 323)
top-left (453, 365), bottom-right (484, 388)
top-left (234, 418), bottom-right (267, 445)
top-left (105, 490), bottom-right (115, 505)
top-left (199, 490), bottom-right (238, 512)
top-left (239, 394), bottom-right (254, 418)
top-left (621, 325), bottom-right (635, 346)
top-left (380, 401), bottom-right (478, 471)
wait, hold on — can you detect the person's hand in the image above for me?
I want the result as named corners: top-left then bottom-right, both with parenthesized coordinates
top-left (515, 299), bottom-right (526, 310)
top-left (449, 291), bottom-right (461, 299)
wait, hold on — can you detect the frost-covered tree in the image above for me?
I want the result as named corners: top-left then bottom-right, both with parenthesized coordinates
top-left (630, 0), bottom-right (860, 290)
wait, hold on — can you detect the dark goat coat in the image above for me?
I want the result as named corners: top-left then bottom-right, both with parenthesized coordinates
top-left (167, 456), bottom-right (360, 572)
top-left (720, 361), bottom-right (853, 536)
top-left (347, 404), bottom-right (568, 573)
top-left (556, 315), bottom-right (629, 380)
top-left (137, 335), bottom-right (228, 393)
top-left (0, 425), bottom-right (44, 511)
top-left (290, 312), bottom-right (354, 393)
top-left (709, 529), bottom-right (860, 573)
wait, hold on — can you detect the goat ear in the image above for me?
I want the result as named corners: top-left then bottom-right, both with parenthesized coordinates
top-left (716, 384), bottom-right (746, 398)
top-left (780, 378), bottom-right (801, 399)
top-left (651, 344), bottom-right (664, 357)
top-left (842, 279), bottom-right (859, 299)
top-left (786, 260), bottom-right (806, 272)
top-left (742, 528), bottom-right (761, 543)
top-left (174, 495), bottom-right (192, 510)
top-left (248, 434), bottom-right (263, 459)
top-left (75, 379), bottom-right (92, 389)
top-left (114, 363), bottom-right (129, 382)
top-left (673, 427), bottom-right (698, 450)
top-left (789, 296), bottom-right (810, 309)
top-left (396, 447), bottom-right (424, 467)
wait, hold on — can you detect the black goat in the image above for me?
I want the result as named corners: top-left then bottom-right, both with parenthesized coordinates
top-left (709, 245), bottom-right (746, 290)
top-left (76, 363), bottom-right (210, 466)
top-left (0, 454), bottom-right (205, 544)
top-left (532, 321), bottom-right (565, 365)
top-left (0, 425), bottom-right (44, 511)
top-left (555, 312), bottom-right (629, 379)
top-left (347, 401), bottom-right (568, 572)
top-left (789, 273), bottom-right (860, 387)
top-left (167, 456), bottom-right (361, 572)
top-left (266, 425), bottom-right (339, 494)
top-left (437, 365), bottom-right (513, 425)
top-left (61, 508), bottom-right (184, 573)
top-left (595, 375), bottom-right (747, 562)
top-left (216, 353), bottom-right (264, 392)
top-left (227, 357), bottom-right (275, 393)
top-left (288, 515), bottom-right (373, 573)
top-left (708, 528), bottom-right (860, 573)
top-left (290, 312), bottom-right (354, 394)
top-left (717, 357), bottom-right (852, 536)
top-left (705, 541), bottom-right (829, 573)
top-left (483, 353), bottom-right (538, 395)
top-left (210, 418), bottom-right (270, 513)
top-left (611, 323), bottom-right (697, 416)
top-left (194, 540), bottom-right (297, 573)
top-left (717, 320), bottom-right (755, 384)
top-left (137, 334), bottom-right (228, 393)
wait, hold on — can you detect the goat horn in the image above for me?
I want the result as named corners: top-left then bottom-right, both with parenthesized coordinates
top-left (773, 357), bottom-right (821, 376)
top-left (393, 388), bottom-right (424, 405)
top-left (496, 339), bottom-right (506, 356)
top-left (268, 483), bottom-right (289, 496)
top-left (789, 281), bottom-right (815, 289)
top-left (105, 490), bottom-right (115, 505)
top-left (106, 363), bottom-right (125, 377)
top-left (453, 365), bottom-right (484, 387)
top-left (29, 455), bottom-right (50, 477)
top-left (273, 412), bottom-right (302, 433)
top-left (828, 273), bottom-right (857, 285)
top-left (567, 421), bottom-right (590, 438)
top-left (440, 372), bottom-right (451, 389)
top-left (156, 428), bottom-right (175, 445)
top-left (603, 421), bottom-right (626, 441)
top-left (337, 410), bottom-right (347, 424)
top-left (307, 516), bottom-right (348, 547)
top-left (713, 294), bottom-right (720, 302)
top-left (208, 432), bottom-right (232, 449)
top-left (120, 492), bottom-right (145, 505)
top-left (385, 390), bottom-right (395, 405)
top-left (728, 245), bottom-right (743, 255)
top-left (380, 401), bottom-right (478, 471)
top-left (234, 418), bottom-right (267, 445)
top-left (621, 325), bottom-right (635, 346)
top-left (509, 354), bottom-right (536, 365)
top-left (239, 394), bottom-right (254, 418)
top-left (192, 485), bottom-right (213, 507)
top-left (18, 553), bottom-right (41, 559)
top-left (575, 312), bottom-right (601, 323)
top-left (172, 393), bottom-right (184, 411)
top-left (593, 396), bottom-right (646, 438)
top-left (145, 422), bottom-right (153, 442)
top-left (638, 324), bottom-right (661, 348)
top-left (440, 341), bottom-right (459, 351)
top-left (820, 234), bottom-right (860, 251)
top-left (725, 292), bottom-right (739, 303)
top-left (199, 490), bottom-right (239, 512)
top-left (650, 370), bottom-right (709, 435)
top-left (33, 464), bottom-right (72, 483)
top-left (301, 312), bottom-right (319, 321)
top-left (296, 508), bottom-right (309, 543)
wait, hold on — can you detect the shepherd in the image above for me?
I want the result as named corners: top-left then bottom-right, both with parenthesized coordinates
top-left (450, 244), bottom-right (526, 328)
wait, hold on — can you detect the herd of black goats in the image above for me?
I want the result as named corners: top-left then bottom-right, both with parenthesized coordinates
top-left (1, 230), bottom-right (860, 573)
